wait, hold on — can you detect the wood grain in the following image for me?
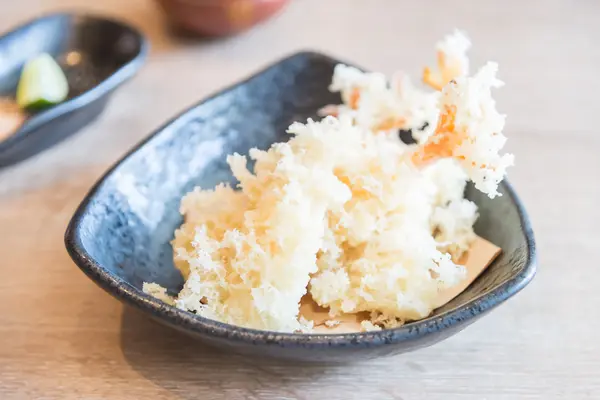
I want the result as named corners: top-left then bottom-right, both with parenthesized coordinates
top-left (1, 1), bottom-right (599, 399)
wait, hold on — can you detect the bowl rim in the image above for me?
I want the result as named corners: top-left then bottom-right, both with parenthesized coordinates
top-left (65, 50), bottom-right (537, 349)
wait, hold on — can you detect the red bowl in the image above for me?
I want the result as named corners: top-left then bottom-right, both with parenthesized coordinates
top-left (156, 0), bottom-right (288, 37)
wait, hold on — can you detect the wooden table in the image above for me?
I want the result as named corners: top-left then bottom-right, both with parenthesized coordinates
top-left (1, 1), bottom-right (598, 399)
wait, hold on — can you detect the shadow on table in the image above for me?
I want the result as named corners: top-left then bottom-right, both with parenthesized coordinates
top-left (119, 306), bottom-right (332, 399)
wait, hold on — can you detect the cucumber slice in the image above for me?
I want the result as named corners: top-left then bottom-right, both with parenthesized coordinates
top-left (16, 53), bottom-right (68, 110)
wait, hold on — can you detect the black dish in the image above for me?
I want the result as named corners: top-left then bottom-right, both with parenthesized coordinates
top-left (0, 12), bottom-right (148, 167)
top-left (65, 51), bottom-right (536, 362)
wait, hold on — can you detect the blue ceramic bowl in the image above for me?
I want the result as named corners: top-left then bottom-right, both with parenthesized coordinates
top-left (65, 51), bottom-right (536, 362)
top-left (0, 12), bottom-right (148, 167)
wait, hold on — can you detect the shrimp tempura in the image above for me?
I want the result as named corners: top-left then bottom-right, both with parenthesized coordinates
top-left (319, 64), bottom-right (438, 138)
top-left (412, 62), bottom-right (514, 198)
top-left (423, 30), bottom-right (471, 91)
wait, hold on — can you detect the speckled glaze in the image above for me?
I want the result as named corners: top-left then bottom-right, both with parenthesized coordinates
top-left (65, 51), bottom-right (536, 363)
top-left (0, 13), bottom-right (148, 167)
